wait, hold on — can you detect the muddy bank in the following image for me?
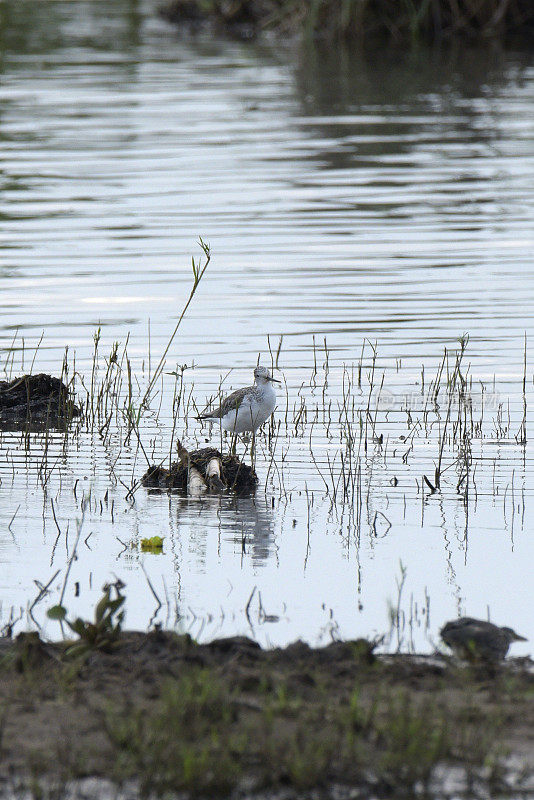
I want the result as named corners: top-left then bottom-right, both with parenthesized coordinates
top-left (1, 630), bottom-right (534, 798)
top-left (158, 0), bottom-right (534, 43)
top-left (0, 373), bottom-right (80, 427)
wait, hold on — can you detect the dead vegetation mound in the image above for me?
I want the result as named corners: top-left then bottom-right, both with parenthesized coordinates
top-left (0, 373), bottom-right (80, 426)
top-left (142, 445), bottom-right (258, 494)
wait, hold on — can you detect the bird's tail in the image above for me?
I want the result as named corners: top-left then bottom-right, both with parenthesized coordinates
top-left (196, 413), bottom-right (215, 422)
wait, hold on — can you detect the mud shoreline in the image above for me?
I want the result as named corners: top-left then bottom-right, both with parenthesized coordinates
top-left (2, 630), bottom-right (534, 799)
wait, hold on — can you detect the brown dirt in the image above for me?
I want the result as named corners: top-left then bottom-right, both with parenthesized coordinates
top-left (1, 631), bottom-right (534, 798)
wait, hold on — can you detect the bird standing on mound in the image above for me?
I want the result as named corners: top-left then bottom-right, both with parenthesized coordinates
top-left (196, 366), bottom-right (280, 450)
top-left (440, 617), bottom-right (527, 663)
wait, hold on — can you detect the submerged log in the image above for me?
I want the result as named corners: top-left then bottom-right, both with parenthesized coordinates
top-left (206, 457), bottom-right (226, 492)
top-left (142, 440), bottom-right (258, 494)
top-left (175, 440), bottom-right (208, 495)
top-left (188, 464), bottom-right (208, 496)
top-left (0, 373), bottom-right (80, 426)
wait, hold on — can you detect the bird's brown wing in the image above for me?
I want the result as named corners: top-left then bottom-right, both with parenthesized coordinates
top-left (199, 385), bottom-right (252, 420)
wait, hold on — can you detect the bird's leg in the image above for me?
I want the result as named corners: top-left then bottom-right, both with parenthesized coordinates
top-left (250, 432), bottom-right (256, 468)
top-left (240, 434), bottom-right (250, 462)
top-left (230, 433), bottom-right (237, 456)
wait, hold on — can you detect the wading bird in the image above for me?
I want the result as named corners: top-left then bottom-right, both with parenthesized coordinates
top-left (440, 617), bottom-right (526, 663)
top-left (196, 366), bottom-right (280, 448)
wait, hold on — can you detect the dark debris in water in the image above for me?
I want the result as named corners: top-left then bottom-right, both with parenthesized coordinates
top-left (158, 0), bottom-right (534, 41)
top-left (142, 446), bottom-right (258, 494)
top-left (158, 0), bottom-right (269, 40)
top-left (0, 373), bottom-right (80, 427)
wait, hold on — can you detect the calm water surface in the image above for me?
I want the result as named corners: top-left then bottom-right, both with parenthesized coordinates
top-left (0, 0), bottom-right (533, 651)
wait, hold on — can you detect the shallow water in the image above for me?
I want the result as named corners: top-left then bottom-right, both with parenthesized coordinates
top-left (0, 0), bottom-right (533, 652)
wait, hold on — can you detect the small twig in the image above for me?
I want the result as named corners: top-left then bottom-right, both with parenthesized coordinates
top-left (8, 504), bottom-right (20, 532)
top-left (29, 569), bottom-right (61, 614)
top-left (58, 511), bottom-right (85, 609)
top-left (372, 510), bottom-right (392, 537)
top-left (50, 497), bottom-right (62, 537)
top-left (115, 537), bottom-right (128, 557)
top-left (140, 561), bottom-right (162, 615)
top-left (29, 568), bottom-right (61, 627)
top-left (245, 585), bottom-right (257, 629)
top-left (423, 474), bottom-right (436, 493)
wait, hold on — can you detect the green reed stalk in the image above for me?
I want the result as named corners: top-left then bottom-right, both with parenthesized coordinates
top-left (140, 238), bottom-right (210, 413)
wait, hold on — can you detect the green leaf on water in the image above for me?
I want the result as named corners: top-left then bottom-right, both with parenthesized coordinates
top-left (141, 536), bottom-right (164, 552)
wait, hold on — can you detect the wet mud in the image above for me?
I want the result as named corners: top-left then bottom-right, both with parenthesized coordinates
top-left (1, 630), bottom-right (534, 799)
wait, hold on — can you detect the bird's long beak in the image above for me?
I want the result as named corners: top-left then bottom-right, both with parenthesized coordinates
top-left (268, 376), bottom-right (281, 383)
top-left (513, 632), bottom-right (527, 641)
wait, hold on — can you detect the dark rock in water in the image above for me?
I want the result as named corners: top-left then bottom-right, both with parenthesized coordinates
top-left (0, 373), bottom-right (80, 426)
top-left (142, 446), bottom-right (258, 494)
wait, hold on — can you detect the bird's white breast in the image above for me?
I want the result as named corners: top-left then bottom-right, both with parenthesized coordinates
top-left (221, 383), bottom-right (276, 434)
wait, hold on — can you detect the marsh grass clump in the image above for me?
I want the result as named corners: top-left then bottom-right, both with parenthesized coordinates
top-left (106, 670), bottom-right (241, 796)
top-left (47, 581), bottom-right (125, 658)
top-left (104, 667), bottom-right (505, 797)
top-left (374, 691), bottom-right (450, 790)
